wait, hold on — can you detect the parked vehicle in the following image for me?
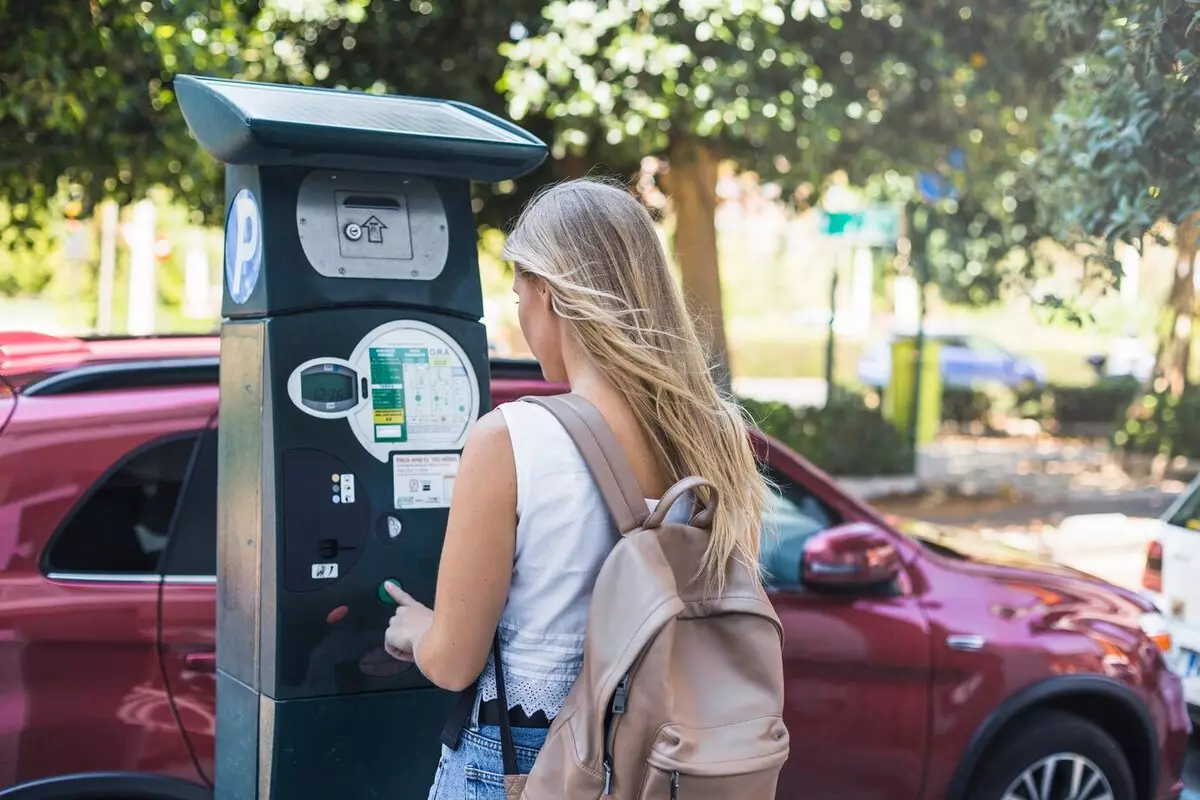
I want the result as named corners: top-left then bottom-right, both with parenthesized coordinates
top-left (1089, 332), bottom-right (1156, 383)
top-left (857, 330), bottom-right (1046, 389)
top-left (0, 332), bottom-right (1188, 800)
top-left (1143, 474), bottom-right (1200, 725)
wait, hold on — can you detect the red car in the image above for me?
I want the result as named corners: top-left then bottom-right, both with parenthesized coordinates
top-left (0, 331), bottom-right (1188, 800)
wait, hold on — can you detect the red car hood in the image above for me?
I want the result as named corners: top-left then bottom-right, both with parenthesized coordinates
top-left (891, 516), bottom-right (1156, 612)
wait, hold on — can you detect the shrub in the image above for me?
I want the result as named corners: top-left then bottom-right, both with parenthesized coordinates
top-left (936, 378), bottom-right (1139, 435)
top-left (1015, 377), bottom-right (1141, 434)
top-left (742, 389), bottom-right (913, 477)
top-left (1043, 377), bottom-right (1141, 426)
top-left (941, 387), bottom-right (993, 426)
top-left (1116, 389), bottom-right (1200, 459)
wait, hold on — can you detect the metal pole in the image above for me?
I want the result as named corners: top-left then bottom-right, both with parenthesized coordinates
top-left (824, 251), bottom-right (839, 405)
top-left (908, 205), bottom-right (927, 463)
top-left (96, 201), bottom-right (118, 334)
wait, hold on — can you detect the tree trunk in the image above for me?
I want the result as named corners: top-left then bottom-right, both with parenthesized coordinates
top-left (662, 136), bottom-right (731, 391)
top-left (1153, 212), bottom-right (1200, 397)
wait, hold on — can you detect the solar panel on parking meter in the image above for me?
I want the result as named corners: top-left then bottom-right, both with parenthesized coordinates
top-left (175, 75), bottom-right (547, 800)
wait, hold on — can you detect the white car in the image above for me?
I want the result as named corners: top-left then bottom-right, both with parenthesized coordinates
top-left (1142, 475), bottom-right (1200, 719)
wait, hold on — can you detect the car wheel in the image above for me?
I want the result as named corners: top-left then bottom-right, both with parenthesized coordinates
top-left (967, 710), bottom-right (1135, 800)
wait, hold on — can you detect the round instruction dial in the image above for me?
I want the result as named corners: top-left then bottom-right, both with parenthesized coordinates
top-left (347, 320), bottom-right (480, 462)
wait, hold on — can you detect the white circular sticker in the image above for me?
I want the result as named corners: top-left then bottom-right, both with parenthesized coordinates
top-left (347, 320), bottom-right (480, 462)
top-left (224, 188), bottom-right (262, 305)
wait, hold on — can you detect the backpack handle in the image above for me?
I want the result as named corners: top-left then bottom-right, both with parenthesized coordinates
top-left (522, 394), bottom-right (650, 534)
top-left (644, 475), bottom-right (719, 530)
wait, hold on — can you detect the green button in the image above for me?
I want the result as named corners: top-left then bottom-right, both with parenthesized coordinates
top-left (378, 579), bottom-right (400, 605)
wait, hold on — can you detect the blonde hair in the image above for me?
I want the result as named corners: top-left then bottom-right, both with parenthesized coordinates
top-left (503, 177), bottom-right (768, 588)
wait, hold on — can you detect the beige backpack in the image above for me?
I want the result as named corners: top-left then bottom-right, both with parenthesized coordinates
top-left (495, 393), bottom-right (790, 799)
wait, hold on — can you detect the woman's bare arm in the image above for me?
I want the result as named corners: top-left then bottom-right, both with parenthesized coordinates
top-left (408, 408), bottom-right (517, 691)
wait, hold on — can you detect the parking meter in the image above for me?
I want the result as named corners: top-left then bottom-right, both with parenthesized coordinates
top-left (175, 76), bottom-right (546, 800)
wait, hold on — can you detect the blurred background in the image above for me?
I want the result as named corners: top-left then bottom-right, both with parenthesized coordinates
top-left (3, 0), bottom-right (1200, 794)
top-left (1, 0), bottom-right (1197, 577)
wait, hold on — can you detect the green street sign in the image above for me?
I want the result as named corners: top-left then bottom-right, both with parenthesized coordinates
top-left (818, 206), bottom-right (900, 246)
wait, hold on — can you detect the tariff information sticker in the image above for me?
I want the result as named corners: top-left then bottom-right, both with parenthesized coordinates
top-left (369, 345), bottom-right (474, 444)
top-left (349, 320), bottom-right (481, 461)
top-left (393, 454), bottom-right (460, 509)
top-left (369, 347), bottom-right (410, 442)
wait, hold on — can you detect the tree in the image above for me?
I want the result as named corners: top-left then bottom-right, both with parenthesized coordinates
top-left (0, 0), bottom-right (288, 232)
top-left (499, 0), bottom-right (895, 383)
top-left (823, 0), bottom-right (1068, 310)
top-left (1035, 0), bottom-right (1200, 394)
top-left (499, 0), bottom-right (1081, 386)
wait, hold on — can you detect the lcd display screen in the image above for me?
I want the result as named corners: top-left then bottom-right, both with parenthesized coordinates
top-left (300, 367), bottom-right (357, 408)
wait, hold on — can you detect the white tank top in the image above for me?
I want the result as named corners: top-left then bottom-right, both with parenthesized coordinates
top-left (476, 400), bottom-right (688, 719)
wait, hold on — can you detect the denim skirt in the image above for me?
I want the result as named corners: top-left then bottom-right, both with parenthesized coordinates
top-left (426, 724), bottom-right (549, 800)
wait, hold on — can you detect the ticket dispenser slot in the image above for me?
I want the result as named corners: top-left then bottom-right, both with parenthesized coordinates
top-left (175, 75), bottom-right (547, 800)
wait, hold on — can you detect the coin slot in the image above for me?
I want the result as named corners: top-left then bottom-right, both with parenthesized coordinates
top-left (341, 195), bottom-right (402, 210)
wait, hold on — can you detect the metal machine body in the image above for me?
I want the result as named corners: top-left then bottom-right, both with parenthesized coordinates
top-left (175, 75), bottom-right (546, 799)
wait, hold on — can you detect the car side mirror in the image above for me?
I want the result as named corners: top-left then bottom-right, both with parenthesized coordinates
top-left (801, 522), bottom-right (901, 591)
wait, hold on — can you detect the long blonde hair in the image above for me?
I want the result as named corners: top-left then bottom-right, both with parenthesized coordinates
top-left (503, 177), bottom-right (768, 588)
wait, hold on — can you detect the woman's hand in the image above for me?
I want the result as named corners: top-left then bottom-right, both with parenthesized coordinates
top-left (383, 581), bottom-right (434, 664)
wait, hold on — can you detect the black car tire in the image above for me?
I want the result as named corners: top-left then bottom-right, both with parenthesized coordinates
top-left (967, 710), bottom-right (1136, 800)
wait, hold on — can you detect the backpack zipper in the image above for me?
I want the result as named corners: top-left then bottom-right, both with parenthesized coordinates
top-left (612, 672), bottom-right (629, 714)
top-left (670, 770), bottom-right (680, 799)
top-left (602, 672), bottom-right (631, 795)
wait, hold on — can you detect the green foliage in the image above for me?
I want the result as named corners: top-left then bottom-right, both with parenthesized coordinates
top-left (847, 0), bottom-right (1069, 306)
top-left (940, 385), bottom-right (1000, 428)
top-left (0, 0), bottom-right (291, 246)
top-left (1019, 376), bottom-right (1142, 429)
top-left (1116, 389), bottom-right (1200, 458)
top-left (742, 390), bottom-right (912, 476)
top-left (943, 378), bottom-right (1142, 434)
top-left (0, 249), bottom-right (54, 296)
top-left (499, 0), bottom-right (862, 176)
top-left (0, 202), bottom-right (55, 294)
top-left (1035, 0), bottom-right (1200, 250)
top-left (497, 0), bottom-right (1073, 313)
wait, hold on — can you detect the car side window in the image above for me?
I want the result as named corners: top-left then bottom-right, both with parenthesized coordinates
top-left (760, 474), bottom-right (840, 589)
top-left (160, 430), bottom-right (217, 577)
top-left (45, 434), bottom-right (200, 576)
top-left (1167, 479), bottom-right (1200, 532)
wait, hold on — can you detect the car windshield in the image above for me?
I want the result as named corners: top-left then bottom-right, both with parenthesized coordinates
top-left (892, 517), bottom-right (1055, 566)
top-left (1166, 479), bottom-right (1200, 531)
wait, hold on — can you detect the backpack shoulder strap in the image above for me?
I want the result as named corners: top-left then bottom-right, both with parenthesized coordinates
top-left (522, 393), bottom-right (649, 534)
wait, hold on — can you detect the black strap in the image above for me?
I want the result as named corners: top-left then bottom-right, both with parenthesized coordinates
top-left (439, 683), bottom-right (477, 750)
top-left (492, 632), bottom-right (519, 777)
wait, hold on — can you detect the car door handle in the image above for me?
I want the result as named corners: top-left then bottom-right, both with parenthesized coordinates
top-left (184, 651), bottom-right (216, 673)
top-left (946, 634), bottom-right (986, 652)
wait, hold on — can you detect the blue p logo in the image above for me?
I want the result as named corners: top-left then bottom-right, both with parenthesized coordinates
top-left (224, 189), bottom-right (262, 305)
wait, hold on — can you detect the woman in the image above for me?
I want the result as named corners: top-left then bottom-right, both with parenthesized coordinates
top-left (382, 178), bottom-right (769, 799)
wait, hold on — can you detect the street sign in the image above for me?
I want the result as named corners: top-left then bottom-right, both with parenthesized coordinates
top-left (818, 206), bottom-right (900, 246)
